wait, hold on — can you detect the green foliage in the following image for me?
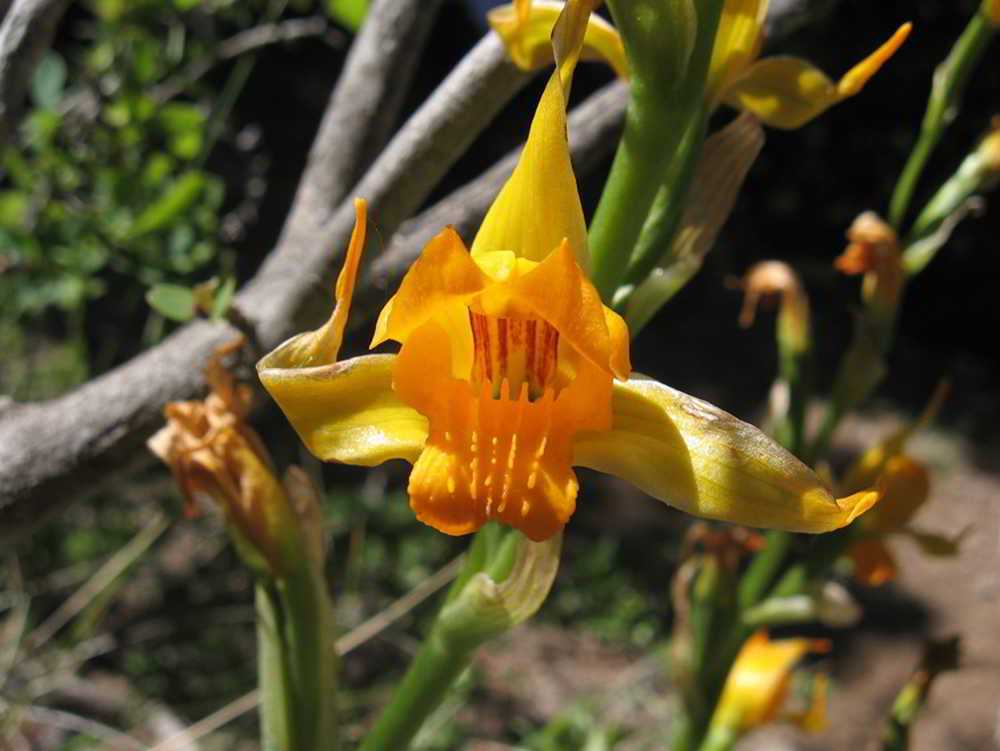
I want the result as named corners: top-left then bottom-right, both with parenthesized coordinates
top-left (0, 0), bottom-right (341, 398)
top-left (326, 0), bottom-right (369, 31)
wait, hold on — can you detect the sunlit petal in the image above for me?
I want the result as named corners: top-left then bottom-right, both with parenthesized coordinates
top-left (489, 0), bottom-right (628, 79)
top-left (573, 376), bottom-right (879, 532)
top-left (258, 354), bottom-right (428, 466)
top-left (706, 0), bottom-right (768, 105)
top-left (723, 24), bottom-right (910, 129)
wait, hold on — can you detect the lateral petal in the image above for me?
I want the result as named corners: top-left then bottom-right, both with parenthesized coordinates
top-left (573, 375), bottom-right (879, 532)
top-left (723, 24), bottom-right (911, 129)
top-left (723, 56), bottom-right (839, 129)
top-left (258, 354), bottom-right (428, 466)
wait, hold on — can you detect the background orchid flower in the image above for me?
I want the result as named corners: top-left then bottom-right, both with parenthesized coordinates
top-left (488, 0), bottom-right (629, 79)
top-left (489, 0), bottom-right (911, 129)
top-left (258, 1), bottom-right (880, 543)
top-left (839, 384), bottom-right (964, 586)
top-left (491, 0), bottom-right (910, 130)
top-left (708, 0), bottom-right (912, 128)
top-left (708, 630), bottom-right (829, 739)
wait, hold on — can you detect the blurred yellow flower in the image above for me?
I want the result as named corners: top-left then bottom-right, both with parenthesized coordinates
top-left (258, 1), bottom-right (881, 542)
top-left (712, 630), bottom-right (829, 734)
top-left (835, 211), bottom-right (904, 320)
top-left (709, 0), bottom-right (912, 128)
top-left (490, 0), bottom-right (910, 130)
top-left (840, 384), bottom-right (963, 586)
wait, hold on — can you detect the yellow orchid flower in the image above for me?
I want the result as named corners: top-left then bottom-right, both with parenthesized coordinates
top-left (710, 0), bottom-right (912, 128)
top-left (257, 2), bottom-right (879, 542)
top-left (490, 0), bottom-right (910, 130)
top-left (711, 630), bottom-right (829, 734)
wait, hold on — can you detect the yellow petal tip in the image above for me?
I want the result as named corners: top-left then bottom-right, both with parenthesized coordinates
top-left (837, 22), bottom-right (912, 99)
top-left (839, 488), bottom-right (881, 527)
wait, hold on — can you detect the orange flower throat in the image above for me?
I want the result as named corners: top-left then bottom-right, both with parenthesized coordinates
top-left (373, 234), bottom-right (630, 541)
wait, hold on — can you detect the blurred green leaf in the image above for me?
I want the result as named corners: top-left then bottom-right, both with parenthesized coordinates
top-left (211, 276), bottom-right (236, 320)
top-left (326, 0), bottom-right (369, 30)
top-left (159, 103), bottom-right (205, 134)
top-left (0, 191), bottom-right (30, 232)
top-left (146, 283), bottom-right (195, 321)
top-left (128, 170), bottom-right (206, 238)
top-left (31, 53), bottom-right (67, 110)
top-left (173, 0), bottom-right (200, 10)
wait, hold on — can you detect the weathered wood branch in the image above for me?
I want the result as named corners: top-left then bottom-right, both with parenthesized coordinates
top-left (0, 0), bottom-right (70, 145)
top-left (0, 9), bottom-right (529, 540)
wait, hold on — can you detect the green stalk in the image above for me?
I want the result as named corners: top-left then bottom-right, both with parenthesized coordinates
top-left (256, 563), bottom-right (339, 751)
top-left (887, 12), bottom-right (995, 230)
top-left (623, 109), bottom-right (708, 288)
top-left (589, 85), bottom-right (687, 299)
top-left (737, 531), bottom-right (791, 610)
top-left (697, 725), bottom-right (738, 751)
top-left (356, 624), bottom-right (476, 751)
top-left (589, 0), bottom-right (724, 300)
top-left (359, 526), bottom-right (525, 751)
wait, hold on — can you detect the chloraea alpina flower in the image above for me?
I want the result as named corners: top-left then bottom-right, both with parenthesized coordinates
top-left (710, 630), bottom-right (829, 734)
top-left (257, 1), bottom-right (880, 542)
top-left (490, 0), bottom-right (910, 129)
top-left (840, 384), bottom-right (963, 587)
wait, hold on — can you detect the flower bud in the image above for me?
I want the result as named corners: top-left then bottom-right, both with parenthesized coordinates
top-left (607, 0), bottom-right (697, 95)
top-left (149, 339), bottom-right (301, 577)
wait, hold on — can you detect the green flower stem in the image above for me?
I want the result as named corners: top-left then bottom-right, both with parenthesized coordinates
top-left (357, 626), bottom-right (476, 751)
top-left (358, 526), bottom-right (519, 751)
top-left (887, 12), bottom-right (995, 230)
top-left (623, 108), bottom-right (708, 288)
top-left (697, 725), bottom-right (738, 751)
top-left (738, 530), bottom-right (792, 610)
top-left (257, 563), bottom-right (339, 751)
top-left (589, 89), bottom-right (687, 299)
top-left (589, 0), bottom-right (724, 301)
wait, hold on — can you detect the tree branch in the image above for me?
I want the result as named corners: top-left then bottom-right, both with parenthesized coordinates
top-left (0, 14), bottom-right (528, 541)
top-left (0, 0), bottom-right (836, 540)
top-left (0, 0), bottom-right (70, 145)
